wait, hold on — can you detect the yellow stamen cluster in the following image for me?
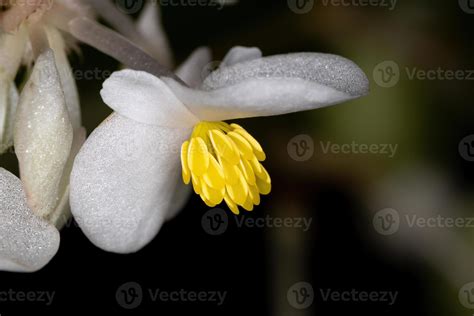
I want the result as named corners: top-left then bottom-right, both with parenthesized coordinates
top-left (181, 122), bottom-right (271, 214)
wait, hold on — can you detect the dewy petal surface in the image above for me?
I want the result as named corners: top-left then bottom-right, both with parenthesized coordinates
top-left (70, 113), bottom-right (192, 253)
top-left (166, 175), bottom-right (191, 221)
top-left (164, 53), bottom-right (369, 121)
top-left (14, 49), bottom-right (73, 218)
top-left (175, 47), bottom-right (212, 88)
top-left (0, 168), bottom-right (60, 273)
top-left (202, 53), bottom-right (369, 95)
top-left (100, 69), bottom-right (199, 127)
top-left (221, 46), bottom-right (262, 67)
top-left (48, 126), bottom-right (86, 229)
top-left (46, 26), bottom-right (82, 130)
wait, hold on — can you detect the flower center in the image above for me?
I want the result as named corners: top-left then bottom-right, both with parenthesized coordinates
top-left (180, 121), bottom-right (271, 214)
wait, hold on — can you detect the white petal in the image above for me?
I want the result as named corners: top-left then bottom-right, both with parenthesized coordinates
top-left (46, 27), bottom-right (82, 130)
top-left (100, 69), bottom-right (199, 127)
top-left (14, 49), bottom-right (73, 218)
top-left (221, 46), bottom-right (262, 67)
top-left (166, 176), bottom-right (191, 221)
top-left (70, 113), bottom-right (191, 253)
top-left (0, 26), bottom-right (27, 79)
top-left (47, 127), bottom-right (87, 229)
top-left (137, 1), bottom-right (173, 68)
top-left (0, 75), bottom-right (18, 153)
top-left (164, 79), bottom-right (353, 122)
top-left (175, 47), bottom-right (212, 88)
top-left (0, 168), bottom-right (60, 273)
top-left (164, 53), bottom-right (369, 121)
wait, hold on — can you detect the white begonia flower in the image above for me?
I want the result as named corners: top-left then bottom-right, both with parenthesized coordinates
top-left (0, 26), bottom-right (26, 153)
top-left (0, 167), bottom-right (60, 272)
top-left (0, 49), bottom-right (78, 272)
top-left (70, 46), bottom-right (369, 254)
top-left (2, 0), bottom-right (91, 224)
top-left (0, 0), bottom-right (90, 272)
top-left (0, 0), bottom-right (182, 273)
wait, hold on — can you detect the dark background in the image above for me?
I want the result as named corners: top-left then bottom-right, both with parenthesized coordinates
top-left (1, 0), bottom-right (474, 315)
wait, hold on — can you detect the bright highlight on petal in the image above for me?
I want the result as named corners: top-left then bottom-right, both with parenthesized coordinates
top-left (181, 121), bottom-right (270, 214)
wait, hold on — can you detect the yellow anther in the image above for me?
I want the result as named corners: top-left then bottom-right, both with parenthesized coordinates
top-left (202, 182), bottom-right (225, 205)
top-left (239, 159), bottom-right (256, 185)
top-left (256, 176), bottom-right (271, 195)
top-left (249, 155), bottom-right (263, 175)
top-left (209, 130), bottom-right (239, 165)
top-left (187, 137), bottom-right (209, 176)
top-left (242, 195), bottom-right (254, 212)
top-left (228, 131), bottom-right (253, 160)
top-left (181, 121), bottom-right (271, 214)
top-left (220, 158), bottom-right (239, 185)
top-left (226, 172), bottom-right (248, 205)
top-left (192, 176), bottom-right (202, 195)
top-left (180, 141), bottom-right (191, 184)
top-left (248, 185), bottom-right (260, 205)
top-left (231, 124), bottom-right (266, 161)
top-left (224, 194), bottom-right (240, 215)
top-left (203, 155), bottom-right (225, 190)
